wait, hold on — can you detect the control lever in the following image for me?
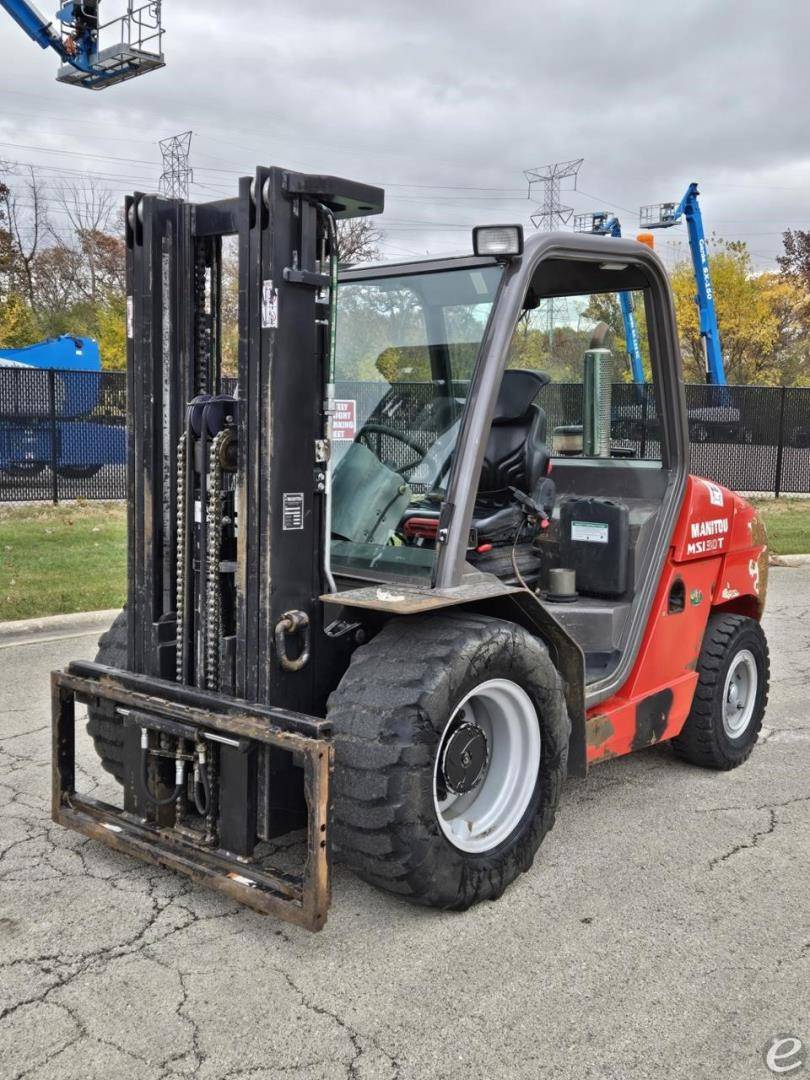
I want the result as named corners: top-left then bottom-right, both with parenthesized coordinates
top-left (508, 486), bottom-right (550, 531)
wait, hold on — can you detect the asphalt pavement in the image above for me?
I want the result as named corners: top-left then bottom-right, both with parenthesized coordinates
top-left (0, 568), bottom-right (808, 1080)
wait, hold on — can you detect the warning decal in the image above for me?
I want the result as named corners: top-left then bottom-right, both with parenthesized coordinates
top-left (333, 400), bottom-right (357, 440)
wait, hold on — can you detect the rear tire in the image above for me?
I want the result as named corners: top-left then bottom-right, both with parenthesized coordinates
top-left (86, 609), bottom-right (127, 782)
top-left (56, 464), bottom-right (102, 480)
top-left (3, 462), bottom-right (46, 477)
top-left (328, 612), bottom-right (570, 910)
top-left (673, 613), bottom-right (769, 770)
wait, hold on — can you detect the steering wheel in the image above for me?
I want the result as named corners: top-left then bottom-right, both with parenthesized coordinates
top-left (355, 423), bottom-right (425, 475)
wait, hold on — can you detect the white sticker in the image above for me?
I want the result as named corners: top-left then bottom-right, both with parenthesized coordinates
top-left (262, 279), bottom-right (278, 328)
top-left (702, 479), bottom-right (725, 507)
top-left (571, 521), bottom-right (609, 544)
top-left (470, 271), bottom-right (489, 296)
top-left (333, 399), bottom-right (357, 440)
top-left (102, 822), bottom-right (123, 834)
top-left (126, 295), bottom-right (134, 339)
top-left (282, 492), bottom-right (304, 531)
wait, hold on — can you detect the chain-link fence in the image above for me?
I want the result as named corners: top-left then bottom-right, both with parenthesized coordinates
top-left (1, 369), bottom-right (809, 502)
top-left (0, 367), bottom-right (126, 503)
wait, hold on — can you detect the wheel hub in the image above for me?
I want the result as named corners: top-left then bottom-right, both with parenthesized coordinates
top-left (440, 722), bottom-right (488, 795)
top-left (722, 648), bottom-right (758, 739)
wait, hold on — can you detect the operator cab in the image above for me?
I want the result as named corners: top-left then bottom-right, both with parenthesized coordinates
top-left (332, 233), bottom-right (682, 694)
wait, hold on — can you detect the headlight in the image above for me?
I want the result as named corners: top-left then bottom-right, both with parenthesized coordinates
top-left (472, 225), bottom-right (523, 258)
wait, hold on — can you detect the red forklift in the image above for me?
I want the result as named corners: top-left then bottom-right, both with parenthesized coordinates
top-left (52, 167), bottom-right (769, 930)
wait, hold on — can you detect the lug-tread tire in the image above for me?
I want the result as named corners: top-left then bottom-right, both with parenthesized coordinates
top-left (85, 609), bottom-right (127, 782)
top-left (672, 613), bottom-right (769, 770)
top-left (327, 612), bottom-right (570, 910)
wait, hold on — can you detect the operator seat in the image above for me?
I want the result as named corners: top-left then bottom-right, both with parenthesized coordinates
top-left (469, 369), bottom-right (554, 545)
top-left (399, 370), bottom-right (553, 547)
top-left (477, 367), bottom-right (549, 486)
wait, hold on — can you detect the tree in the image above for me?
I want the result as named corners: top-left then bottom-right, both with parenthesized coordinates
top-left (778, 229), bottom-right (810, 287)
top-left (57, 181), bottom-right (123, 303)
top-left (95, 295), bottom-right (128, 370)
top-left (670, 240), bottom-right (810, 385)
top-left (0, 293), bottom-right (40, 349)
top-left (0, 180), bottom-right (12, 305)
top-left (31, 244), bottom-right (86, 317)
top-left (336, 218), bottom-right (380, 266)
top-left (0, 165), bottom-right (49, 311)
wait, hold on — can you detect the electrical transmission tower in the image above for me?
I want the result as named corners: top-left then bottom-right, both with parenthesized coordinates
top-left (159, 131), bottom-right (194, 199)
top-left (524, 158), bottom-right (584, 229)
top-left (524, 158), bottom-right (584, 351)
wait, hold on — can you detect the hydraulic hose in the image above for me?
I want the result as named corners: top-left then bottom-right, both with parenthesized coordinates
top-left (137, 729), bottom-right (185, 807)
top-left (192, 745), bottom-right (212, 816)
top-left (316, 201), bottom-right (339, 594)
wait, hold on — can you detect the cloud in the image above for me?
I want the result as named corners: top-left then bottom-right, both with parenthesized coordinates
top-left (0, 0), bottom-right (808, 265)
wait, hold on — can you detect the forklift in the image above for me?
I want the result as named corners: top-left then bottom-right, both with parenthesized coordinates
top-left (52, 167), bottom-right (770, 931)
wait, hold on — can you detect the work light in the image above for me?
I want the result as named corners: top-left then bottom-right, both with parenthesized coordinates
top-left (472, 225), bottom-right (524, 258)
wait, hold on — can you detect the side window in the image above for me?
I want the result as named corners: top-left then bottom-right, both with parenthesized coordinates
top-left (506, 289), bottom-right (661, 462)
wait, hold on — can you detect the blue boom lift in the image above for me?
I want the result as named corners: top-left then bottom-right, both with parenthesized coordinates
top-left (573, 210), bottom-right (645, 384)
top-left (0, 1), bottom-right (164, 89)
top-left (640, 182), bottom-right (727, 386)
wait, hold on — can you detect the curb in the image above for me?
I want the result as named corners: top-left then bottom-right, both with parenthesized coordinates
top-left (769, 554), bottom-right (810, 567)
top-left (0, 608), bottom-right (118, 649)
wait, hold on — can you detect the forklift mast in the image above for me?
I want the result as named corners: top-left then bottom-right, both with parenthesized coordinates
top-left (50, 169), bottom-right (383, 930)
top-left (125, 168), bottom-right (384, 712)
top-left (639, 183), bottom-right (727, 386)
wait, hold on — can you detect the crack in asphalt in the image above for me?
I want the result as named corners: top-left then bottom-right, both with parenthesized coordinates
top-left (276, 968), bottom-right (401, 1080)
top-left (705, 794), bottom-right (810, 869)
top-left (10, 999), bottom-right (87, 1080)
top-left (709, 807), bottom-right (778, 869)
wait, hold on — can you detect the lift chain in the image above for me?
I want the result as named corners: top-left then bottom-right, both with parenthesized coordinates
top-left (205, 430), bottom-right (228, 691)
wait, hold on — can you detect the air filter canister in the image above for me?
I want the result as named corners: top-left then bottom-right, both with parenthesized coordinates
top-left (583, 348), bottom-right (613, 458)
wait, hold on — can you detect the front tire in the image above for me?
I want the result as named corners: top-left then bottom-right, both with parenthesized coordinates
top-left (328, 613), bottom-right (570, 910)
top-left (86, 609), bottom-right (128, 782)
top-left (673, 613), bottom-right (769, 770)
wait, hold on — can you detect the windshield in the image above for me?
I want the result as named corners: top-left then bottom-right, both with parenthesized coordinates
top-left (330, 263), bottom-right (502, 581)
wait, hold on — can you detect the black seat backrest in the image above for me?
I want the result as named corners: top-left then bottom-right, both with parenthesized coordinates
top-left (477, 370), bottom-right (550, 505)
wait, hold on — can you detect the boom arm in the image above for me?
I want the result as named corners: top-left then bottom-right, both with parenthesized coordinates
top-left (1, 0), bottom-right (70, 58)
top-left (640, 182), bottom-right (726, 385)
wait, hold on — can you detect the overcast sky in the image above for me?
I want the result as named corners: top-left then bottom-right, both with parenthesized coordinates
top-left (1, 0), bottom-right (809, 269)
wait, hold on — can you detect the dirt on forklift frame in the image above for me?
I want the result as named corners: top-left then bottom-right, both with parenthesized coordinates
top-left (51, 168), bottom-right (770, 931)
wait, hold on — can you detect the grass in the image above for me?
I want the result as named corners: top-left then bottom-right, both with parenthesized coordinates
top-left (752, 498), bottom-right (810, 556)
top-left (0, 501), bottom-right (126, 622)
top-left (0, 494), bottom-right (808, 624)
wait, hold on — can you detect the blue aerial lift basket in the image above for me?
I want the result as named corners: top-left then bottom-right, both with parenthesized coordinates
top-left (1, 1), bottom-right (164, 89)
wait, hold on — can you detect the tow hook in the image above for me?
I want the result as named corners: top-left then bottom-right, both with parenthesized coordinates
top-left (274, 610), bottom-right (311, 672)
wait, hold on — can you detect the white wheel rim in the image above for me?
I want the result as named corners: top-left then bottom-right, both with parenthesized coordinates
top-left (722, 648), bottom-right (758, 739)
top-left (432, 678), bottom-right (541, 854)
